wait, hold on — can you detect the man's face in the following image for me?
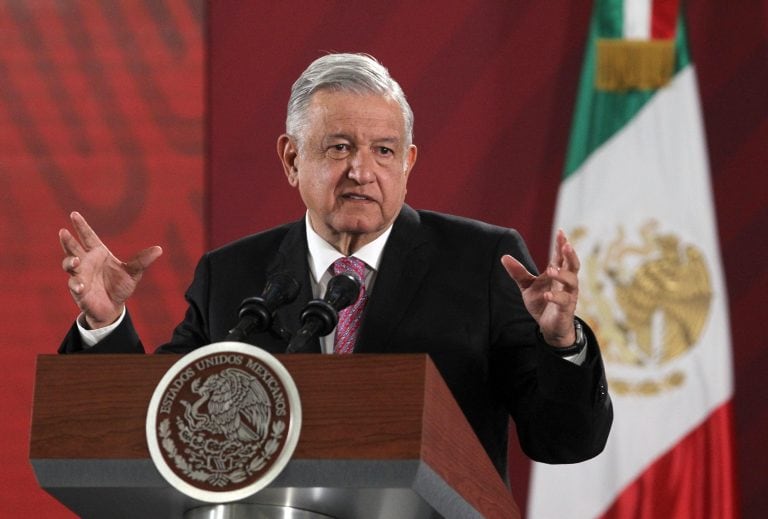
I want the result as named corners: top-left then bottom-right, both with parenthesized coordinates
top-left (279, 90), bottom-right (417, 254)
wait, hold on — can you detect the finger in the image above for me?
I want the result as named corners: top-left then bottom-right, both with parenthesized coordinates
top-left (550, 229), bottom-right (566, 268)
top-left (547, 267), bottom-right (580, 295)
top-left (59, 228), bottom-right (85, 257)
top-left (123, 246), bottom-right (163, 276)
top-left (67, 275), bottom-right (85, 296)
top-left (61, 255), bottom-right (81, 274)
top-left (544, 290), bottom-right (573, 307)
top-left (70, 211), bottom-right (104, 251)
top-left (501, 254), bottom-right (536, 289)
top-left (562, 240), bottom-right (581, 273)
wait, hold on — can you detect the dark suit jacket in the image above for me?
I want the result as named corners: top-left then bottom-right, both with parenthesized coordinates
top-left (61, 205), bottom-right (612, 476)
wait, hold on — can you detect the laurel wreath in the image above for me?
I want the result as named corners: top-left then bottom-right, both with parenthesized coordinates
top-left (609, 370), bottom-right (685, 395)
top-left (158, 418), bottom-right (286, 487)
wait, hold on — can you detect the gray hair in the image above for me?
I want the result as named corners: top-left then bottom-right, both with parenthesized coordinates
top-left (286, 53), bottom-right (414, 148)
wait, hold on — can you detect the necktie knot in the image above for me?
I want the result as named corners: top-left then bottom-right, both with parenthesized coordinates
top-left (333, 256), bottom-right (366, 281)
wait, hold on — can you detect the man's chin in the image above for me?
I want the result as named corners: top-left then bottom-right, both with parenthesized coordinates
top-left (331, 210), bottom-right (383, 229)
top-left (330, 217), bottom-right (388, 238)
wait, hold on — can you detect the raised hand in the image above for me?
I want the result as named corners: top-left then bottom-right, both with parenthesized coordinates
top-left (59, 211), bottom-right (162, 329)
top-left (501, 229), bottom-right (579, 348)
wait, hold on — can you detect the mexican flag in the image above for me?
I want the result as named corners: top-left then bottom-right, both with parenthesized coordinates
top-left (528, 1), bottom-right (737, 517)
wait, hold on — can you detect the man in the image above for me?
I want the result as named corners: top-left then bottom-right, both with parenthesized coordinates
top-left (59, 53), bottom-right (612, 478)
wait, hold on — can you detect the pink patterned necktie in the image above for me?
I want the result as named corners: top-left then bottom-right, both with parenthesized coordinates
top-left (332, 256), bottom-right (367, 354)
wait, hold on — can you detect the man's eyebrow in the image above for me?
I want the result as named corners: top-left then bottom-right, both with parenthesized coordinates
top-left (370, 136), bottom-right (401, 147)
top-left (324, 133), bottom-right (351, 140)
top-left (322, 134), bottom-right (401, 145)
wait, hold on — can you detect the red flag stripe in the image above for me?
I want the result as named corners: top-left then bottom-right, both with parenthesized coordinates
top-left (651, 0), bottom-right (680, 39)
top-left (600, 401), bottom-right (738, 519)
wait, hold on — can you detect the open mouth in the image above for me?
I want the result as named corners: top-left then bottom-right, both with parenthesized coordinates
top-left (342, 193), bottom-right (372, 201)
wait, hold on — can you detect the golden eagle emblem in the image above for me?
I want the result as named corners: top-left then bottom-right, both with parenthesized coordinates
top-left (574, 220), bottom-right (713, 395)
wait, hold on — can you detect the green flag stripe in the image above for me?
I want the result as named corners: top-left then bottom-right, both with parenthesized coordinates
top-left (596, 0), bottom-right (624, 39)
top-left (563, 9), bottom-right (691, 179)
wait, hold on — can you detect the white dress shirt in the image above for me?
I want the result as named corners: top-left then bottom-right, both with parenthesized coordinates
top-left (304, 213), bottom-right (392, 354)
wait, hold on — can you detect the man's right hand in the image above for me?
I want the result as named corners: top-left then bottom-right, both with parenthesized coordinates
top-left (59, 211), bottom-right (163, 329)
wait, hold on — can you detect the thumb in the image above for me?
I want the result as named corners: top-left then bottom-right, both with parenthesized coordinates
top-left (124, 245), bottom-right (163, 276)
top-left (501, 254), bottom-right (536, 289)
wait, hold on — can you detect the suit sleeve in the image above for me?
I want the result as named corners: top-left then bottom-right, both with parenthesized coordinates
top-left (57, 310), bottom-right (144, 354)
top-left (489, 229), bottom-right (613, 464)
top-left (155, 252), bottom-right (214, 354)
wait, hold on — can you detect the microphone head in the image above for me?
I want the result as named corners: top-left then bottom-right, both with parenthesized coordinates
top-left (260, 270), bottom-right (301, 312)
top-left (236, 271), bottom-right (300, 327)
top-left (296, 271), bottom-right (360, 336)
top-left (324, 271), bottom-right (361, 311)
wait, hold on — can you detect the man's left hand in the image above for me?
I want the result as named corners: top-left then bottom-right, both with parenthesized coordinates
top-left (501, 229), bottom-right (579, 348)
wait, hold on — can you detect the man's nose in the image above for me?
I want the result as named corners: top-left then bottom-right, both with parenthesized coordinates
top-left (347, 150), bottom-right (376, 184)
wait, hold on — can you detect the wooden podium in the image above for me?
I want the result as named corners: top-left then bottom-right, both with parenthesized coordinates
top-left (30, 353), bottom-right (519, 518)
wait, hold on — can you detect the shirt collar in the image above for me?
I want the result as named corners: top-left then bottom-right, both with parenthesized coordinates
top-left (305, 213), bottom-right (393, 283)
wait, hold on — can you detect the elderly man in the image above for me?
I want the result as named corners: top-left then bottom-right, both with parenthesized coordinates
top-left (59, 53), bottom-right (612, 477)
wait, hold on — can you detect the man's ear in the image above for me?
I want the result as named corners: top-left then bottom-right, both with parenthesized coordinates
top-left (403, 144), bottom-right (418, 178)
top-left (277, 134), bottom-right (300, 187)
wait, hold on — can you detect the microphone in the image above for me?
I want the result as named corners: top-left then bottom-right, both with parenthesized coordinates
top-left (286, 271), bottom-right (362, 353)
top-left (226, 271), bottom-right (301, 342)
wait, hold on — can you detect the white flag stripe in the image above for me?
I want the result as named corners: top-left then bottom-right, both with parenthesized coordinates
top-left (624, 0), bottom-right (652, 39)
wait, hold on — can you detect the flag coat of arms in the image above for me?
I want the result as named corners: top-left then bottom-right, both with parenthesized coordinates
top-left (528, 0), bottom-right (737, 517)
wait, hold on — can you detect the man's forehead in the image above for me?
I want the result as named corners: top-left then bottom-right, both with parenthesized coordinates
top-left (308, 91), bottom-right (406, 139)
top-left (310, 88), bottom-right (396, 111)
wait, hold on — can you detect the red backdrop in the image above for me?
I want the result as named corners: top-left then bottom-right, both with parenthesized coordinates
top-left (0, 1), bottom-right (204, 516)
top-left (2, 1), bottom-right (766, 517)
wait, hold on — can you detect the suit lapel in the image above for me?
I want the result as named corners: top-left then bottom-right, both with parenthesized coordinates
top-left (270, 218), bottom-right (321, 353)
top-left (356, 205), bottom-right (433, 353)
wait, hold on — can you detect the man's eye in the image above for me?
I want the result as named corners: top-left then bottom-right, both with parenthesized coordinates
top-left (327, 144), bottom-right (351, 158)
top-left (377, 147), bottom-right (393, 156)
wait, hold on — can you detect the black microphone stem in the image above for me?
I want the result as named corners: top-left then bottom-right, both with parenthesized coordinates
top-left (226, 271), bottom-right (300, 342)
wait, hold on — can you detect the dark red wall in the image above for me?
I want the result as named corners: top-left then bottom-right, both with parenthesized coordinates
top-left (208, 1), bottom-right (768, 516)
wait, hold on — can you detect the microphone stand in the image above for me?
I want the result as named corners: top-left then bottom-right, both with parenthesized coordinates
top-left (226, 271), bottom-right (300, 342)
